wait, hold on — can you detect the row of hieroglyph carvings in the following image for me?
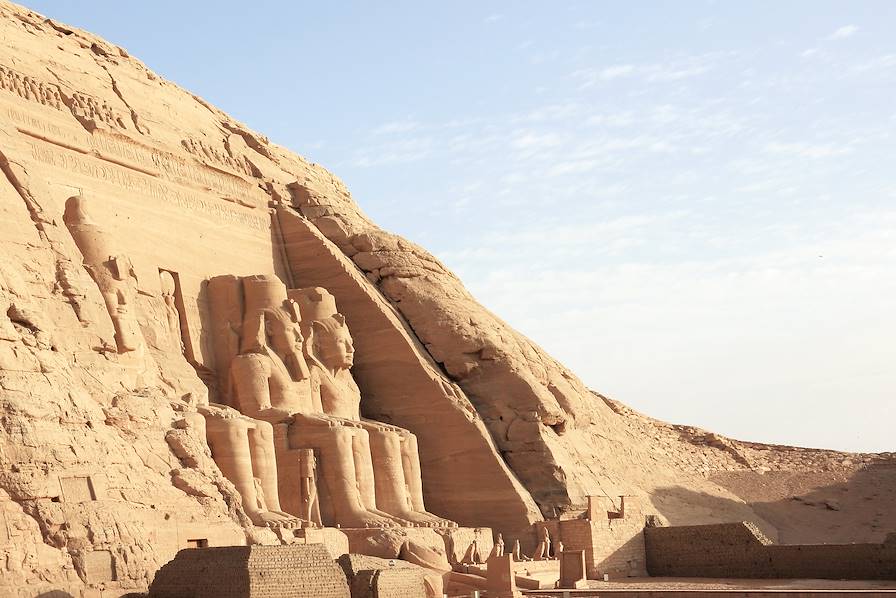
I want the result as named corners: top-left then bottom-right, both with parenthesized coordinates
top-left (63, 194), bottom-right (455, 530)
top-left (0, 62), bottom-right (257, 180)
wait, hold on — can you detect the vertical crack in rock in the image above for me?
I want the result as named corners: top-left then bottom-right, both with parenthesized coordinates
top-left (0, 148), bottom-right (50, 243)
top-left (0, 149), bottom-right (93, 323)
top-left (98, 62), bottom-right (144, 134)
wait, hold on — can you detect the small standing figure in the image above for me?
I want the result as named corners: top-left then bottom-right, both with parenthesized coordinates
top-left (299, 448), bottom-right (321, 527)
top-left (462, 539), bottom-right (483, 564)
top-left (512, 539), bottom-right (530, 562)
top-left (488, 532), bottom-right (505, 559)
top-left (555, 540), bottom-right (564, 558)
top-left (159, 270), bottom-right (184, 353)
top-left (534, 527), bottom-right (551, 561)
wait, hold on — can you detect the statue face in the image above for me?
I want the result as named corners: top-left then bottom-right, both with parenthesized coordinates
top-left (315, 321), bottom-right (354, 369)
top-left (264, 303), bottom-right (310, 380)
top-left (265, 308), bottom-right (303, 355)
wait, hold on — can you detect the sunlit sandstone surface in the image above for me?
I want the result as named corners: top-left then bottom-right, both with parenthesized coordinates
top-left (0, 1), bottom-right (893, 596)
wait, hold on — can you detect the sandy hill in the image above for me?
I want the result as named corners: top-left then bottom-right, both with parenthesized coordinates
top-left (0, 1), bottom-right (891, 594)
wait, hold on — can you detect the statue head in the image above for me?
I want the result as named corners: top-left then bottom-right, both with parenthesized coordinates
top-left (63, 195), bottom-right (115, 268)
top-left (159, 270), bottom-right (176, 298)
top-left (241, 275), bottom-right (310, 381)
top-left (290, 287), bottom-right (354, 371)
top-left (311, 314), bottom-right (354, 370)
top-left (63, 194), bottom-right (95, 227)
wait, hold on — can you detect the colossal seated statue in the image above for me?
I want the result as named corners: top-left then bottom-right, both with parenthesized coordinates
top-left (291, 286), bottom-right (454, 528)
top-left (64, 195), bottom-right (299, 530)
top-left (210, 275), bottom-right (400, 528)
top-left (208, 275), bottom-right (453, 528)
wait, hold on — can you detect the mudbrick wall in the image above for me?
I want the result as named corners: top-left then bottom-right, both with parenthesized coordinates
top-left (645, 522), bottom-right (896, 580)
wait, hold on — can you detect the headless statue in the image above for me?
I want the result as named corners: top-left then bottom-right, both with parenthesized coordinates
top-left (63, 195), bottom-right (142, 354)
top-left (291, 286), bottom-right (455, 528)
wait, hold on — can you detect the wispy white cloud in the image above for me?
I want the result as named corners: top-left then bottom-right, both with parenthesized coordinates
top-left (351, 136), bottom-right (433, 167)
top-left (826, 24), bottom-right (858, 40)
top-left (855, 54), bottom-right (896, 72)
top-left (598, 64), bottom-right (635, 81)
top-left (763, 141), bottom-right (853, 159)
top-left (371, 119), bottom-right (421, 135)
top-left (574, 56), bottom-right (715, 88)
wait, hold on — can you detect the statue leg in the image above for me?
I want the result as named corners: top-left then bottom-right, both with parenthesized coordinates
top-left (350, 428), bottom-right (414, 526)
top-left (401, 432), bottom-right (426, 511)
top-left (204, 416), bottom-right (298, 528)
top-left (248, 420), bottom-right (294, 521)
top-left (399, 430), bottom-right (456, 527)
top-left (364, 429), bottom-right (441, 527)
top-left (290, 422), bottom-right (398, 528)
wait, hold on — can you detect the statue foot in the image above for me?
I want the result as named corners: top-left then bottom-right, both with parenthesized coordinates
top-left (337, 510), bottom-right (401, 529)
top-left (370, 508), bottom-right (417, 528)
top-left (379, 508), bottom-right (455, 528)
top-left (272, 510), bottom-right (318, 528)
top-left (248, 510), bottom-right (303, 529)
top-left (409, 510), bottom-right (457, 528)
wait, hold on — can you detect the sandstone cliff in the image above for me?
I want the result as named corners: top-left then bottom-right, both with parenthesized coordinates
top-left (0, 1), bottom-right (891, 595)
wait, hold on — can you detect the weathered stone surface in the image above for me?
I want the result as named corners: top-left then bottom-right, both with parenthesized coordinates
top-left (0, 2), bottom-right (893, 596)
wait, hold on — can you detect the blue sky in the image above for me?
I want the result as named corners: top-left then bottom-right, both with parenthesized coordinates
top-left (27, 1), bottom-right (895, 452)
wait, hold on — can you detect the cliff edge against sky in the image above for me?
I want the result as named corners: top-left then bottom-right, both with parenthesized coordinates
top-left (0, 1), bottom-right (892, 594)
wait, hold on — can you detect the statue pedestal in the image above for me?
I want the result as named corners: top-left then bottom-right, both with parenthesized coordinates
top-left (276, 526), bottom-right (349, 558)
top-left (341, 526), bottom-right (494, 565)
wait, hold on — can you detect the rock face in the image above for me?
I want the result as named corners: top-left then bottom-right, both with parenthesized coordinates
top-left (0, 1), bottom-right (892, 596)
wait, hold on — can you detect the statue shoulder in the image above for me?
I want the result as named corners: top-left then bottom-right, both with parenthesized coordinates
top-left (232, 351), bottom-right (273, 373)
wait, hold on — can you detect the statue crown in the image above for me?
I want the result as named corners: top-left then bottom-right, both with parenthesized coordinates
top-left (289, 287), bottom-right (338, 322)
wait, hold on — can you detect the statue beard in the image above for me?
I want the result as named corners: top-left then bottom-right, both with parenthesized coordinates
top-left (281, 350), bottom-right (308, 381)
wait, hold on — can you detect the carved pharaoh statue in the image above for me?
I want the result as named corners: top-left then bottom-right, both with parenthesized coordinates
top-left (209, 274), bottom-right (395, 528)
top-left (291, 286), bottom-right (454, 528)
top-left (63, 199), bottom-right (299, 530)
top-left (207, 275), bottom-right (454, 528)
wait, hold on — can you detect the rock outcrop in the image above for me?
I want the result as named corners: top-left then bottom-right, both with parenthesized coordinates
top-left (0, 1), bottom-right (892, 596)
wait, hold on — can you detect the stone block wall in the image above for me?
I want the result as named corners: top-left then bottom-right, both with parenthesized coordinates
top-left (337, 554), bottom-right (429, 598)
top-left (645, 523), bottom-right (896, 580)
top-left (149, 544), bottom-right (350, 598)
top-left (545, 495), bottom-right (647, 578)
